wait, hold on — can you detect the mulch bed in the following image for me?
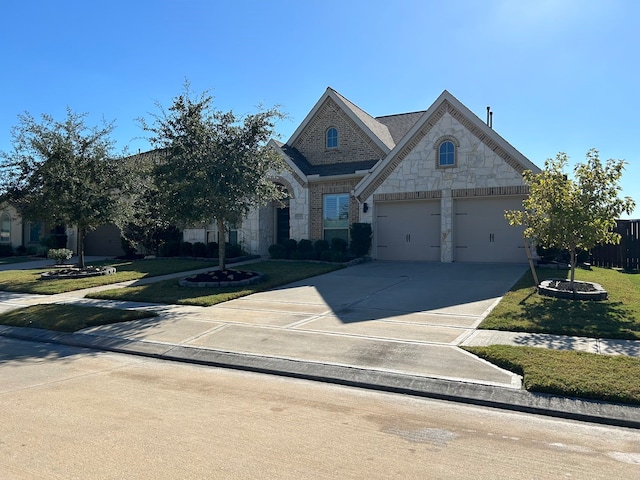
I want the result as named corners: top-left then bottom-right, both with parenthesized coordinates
top-left (180, 269), bottom-right (263, 288)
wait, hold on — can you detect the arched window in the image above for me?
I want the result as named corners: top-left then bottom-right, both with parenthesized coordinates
top-left (438, 140), bottom-right (455, 167)
top-left (0, 213), bottom-right (10, 243)
top-left (326, 127), bottom-right (338, 149)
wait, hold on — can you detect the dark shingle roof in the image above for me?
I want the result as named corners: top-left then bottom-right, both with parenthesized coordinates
top-left (331, 89), bottom-right (395, 150)
top-left (278, 143), bottom-right (377, 177)
top-left (375, 111), bottom-right (426, 144)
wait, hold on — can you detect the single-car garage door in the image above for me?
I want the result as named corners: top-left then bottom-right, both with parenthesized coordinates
top-left (376, 200), bottom-right (440, 261)
top-left (454, 196), bottom-right (526, 263)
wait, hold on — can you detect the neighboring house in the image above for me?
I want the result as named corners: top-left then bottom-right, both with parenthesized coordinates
top-left (0, 203), bottom-right (77, 254)
top-left (191, 87), bottom-right (540, 263)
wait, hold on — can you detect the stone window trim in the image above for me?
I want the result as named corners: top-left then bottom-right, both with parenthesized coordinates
top-left (326, 126), bottom-right (339, 149)
top-left (434, 135), bottom-right (459, 168)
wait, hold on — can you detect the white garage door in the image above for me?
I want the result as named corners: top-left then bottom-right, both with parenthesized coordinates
top-left (454, 197), bottom-right (527, 263)
top-left (376, 200), bottom-right (440, 261)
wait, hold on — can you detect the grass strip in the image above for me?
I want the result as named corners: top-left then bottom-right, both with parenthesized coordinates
top-left (0, 258), bottom-right (219, 295)
top-left (88, 261), bottom-right (344, 306)
top-left (0, 304), bottom-right (157, 333)
top-left (465, 345), bottom-right (640, 405)
top-left (481, 266), bottom-right (640, 340)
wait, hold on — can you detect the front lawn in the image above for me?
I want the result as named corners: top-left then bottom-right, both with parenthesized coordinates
top-left (88, 261), bottom-right (344, 306)
top-left (0, 304), bottom-right (157, 332)
top-left (481, 266), bottom-right (640, 340)
top-left (0, 258), bottom-right (219, 295)
top-left (465, 345), bottom-right (640, 405)
top-left (0, 256), bottom-right (40, 265)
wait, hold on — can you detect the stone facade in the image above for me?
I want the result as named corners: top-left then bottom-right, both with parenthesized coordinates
top-left (232, 89), bottom-right (537, 261)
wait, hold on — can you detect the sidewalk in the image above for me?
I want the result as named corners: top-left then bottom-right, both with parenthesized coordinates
top-left (0, 258), bottom-right (638, 428)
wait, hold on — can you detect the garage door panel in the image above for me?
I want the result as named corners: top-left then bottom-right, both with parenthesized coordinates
top-left (376, 201), bottom-right (440, 261)
top-left (454, 197), bottom-right (526, 263)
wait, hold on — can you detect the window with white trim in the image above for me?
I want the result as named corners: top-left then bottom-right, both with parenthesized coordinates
top-left (323, 193), bottom-right (349, 242)
top-left (438, 140), bottom-right (455, 167)
top-left (326, 127), bottom-right (338, 149)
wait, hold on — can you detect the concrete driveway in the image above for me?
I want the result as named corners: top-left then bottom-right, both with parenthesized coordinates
top-left (76, 261), bottom-right (528, 388)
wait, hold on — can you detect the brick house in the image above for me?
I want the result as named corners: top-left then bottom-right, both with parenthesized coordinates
top-left (2, 88), bottom-right (540, 262)
top-left (213, 87), bottom-right (540, 263)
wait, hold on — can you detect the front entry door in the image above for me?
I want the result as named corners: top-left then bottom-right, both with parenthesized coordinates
top-left (276, 207), bottom-right (290, 244)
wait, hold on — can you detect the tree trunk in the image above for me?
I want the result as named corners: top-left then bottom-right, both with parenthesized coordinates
top-left (78, 226), bottom-right (86, 269)
top-left (217, 217), bottom-right (226, 271)
top-left (569, 248), bottom-right (577, 298)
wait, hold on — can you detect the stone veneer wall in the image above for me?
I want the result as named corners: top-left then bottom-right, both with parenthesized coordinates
top-left (292, 98), bottom-right (385, 166)
top-left (359, 111), bottom-right (529, 262)
top-left (238, 169), bottom-right (308, 255)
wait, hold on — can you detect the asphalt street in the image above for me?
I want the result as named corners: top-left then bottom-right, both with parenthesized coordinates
top-left (1, 337), bottom-right (639, 479)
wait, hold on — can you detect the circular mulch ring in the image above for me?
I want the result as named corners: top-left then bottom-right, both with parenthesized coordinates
top-left (40, 266), bottom-right (117, 280)
top-left (538, 279), bottom-right (608, 301)
top-left (179, 269), bottom-right (263, 288)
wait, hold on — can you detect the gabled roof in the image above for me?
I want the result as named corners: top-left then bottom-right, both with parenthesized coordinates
top-left (271, 139), bottom-right (378, 179)
top-left (287, 87), bottom-right (395, 153)
top-left (354, 90), bottom-right (540, 201)
top-left (375, 111), bottom-right (426, 144)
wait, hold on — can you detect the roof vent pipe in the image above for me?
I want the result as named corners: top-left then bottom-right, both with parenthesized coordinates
top-left (486, 106), bottom-right (490, 125)
top-left (489, 111), bottom-right (493, 129)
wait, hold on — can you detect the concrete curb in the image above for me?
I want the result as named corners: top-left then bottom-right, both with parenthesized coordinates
top-left (1, 325), bottom-right (638, 429)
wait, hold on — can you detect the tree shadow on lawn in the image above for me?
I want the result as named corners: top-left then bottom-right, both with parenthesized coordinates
top-left (518, 296), bottom-right (639, 340)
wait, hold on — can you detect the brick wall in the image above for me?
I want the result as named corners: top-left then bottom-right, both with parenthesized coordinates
top-left (292, 98), bottom-right (385, 166)
top-left (309, 179), bottom-right (361, 240)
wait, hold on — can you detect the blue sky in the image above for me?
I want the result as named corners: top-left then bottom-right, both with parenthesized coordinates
top-left (2, 0), bottom-right (638, 217)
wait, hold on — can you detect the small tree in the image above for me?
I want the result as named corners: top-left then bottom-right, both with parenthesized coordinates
top-left (505, 149), bottom-right (635, 292)
top-left (140, 84), bottom-right (287, 269)
top-left (0, 109), bottom-right (126, 268)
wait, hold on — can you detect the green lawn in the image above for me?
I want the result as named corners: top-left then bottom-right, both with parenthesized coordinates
top-left (88, 261), bottom-right (344, 306)
top-left (0, 256), bottom-right (41, 265)
top-left (465, 345), bottom-right (640, 405)
top-left (0, 304), bottom-right (157, 332)
top-left (0, 258), bottom-right (219, 294)
top-left (481, 266), bottom-right (640, 340)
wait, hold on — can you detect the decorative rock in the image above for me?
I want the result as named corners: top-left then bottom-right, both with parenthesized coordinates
top-left (538, 279), bottom-right (608, 301)
top-left (40, 266), bottom-right (117, 280)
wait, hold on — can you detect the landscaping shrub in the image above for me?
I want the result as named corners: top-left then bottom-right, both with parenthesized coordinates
top-left (192, 242), bottom-right (207, 257)
top-left (350, 223), bottom-right (372, 256)
top-left (281, 239), bottom-right (297, 257)
top-left (331, 237), bottom-right (347, 253)
top-left (181, 241), bottom-right (193, 257)
top-left (319, 250), bottom-right (332, 262)
top-left (226, 242), bottom-right (243, 258)
top-left (314, 240), bottom-right (329, 259)
top-left (269, 243), bottom-right (287, 259)
top-left (0, 244), bottom-right (14, 257)
top-left (330, 250), bottom-right (345, 263)
top-left (121, 237), bottom-right (138, 257)
top-left (159, 240), bottom-right (180, 257)
top-left (206, 242), bottom-right (218, 258)
top-left (297, 239), bottom-right (314, 260)
top-left (47, 248), bottom-right (73, 265)
top-left (16, 245), bottom-right (26, 256)
top-left (41, 234), bottom-right (68, 249)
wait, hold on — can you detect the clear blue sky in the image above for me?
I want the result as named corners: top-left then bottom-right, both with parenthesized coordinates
top-left (2, 0), bottom-right (638, 218)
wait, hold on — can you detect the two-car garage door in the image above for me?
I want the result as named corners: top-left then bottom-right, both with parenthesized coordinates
top-left (375, 196), bottom-right (527, 263)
